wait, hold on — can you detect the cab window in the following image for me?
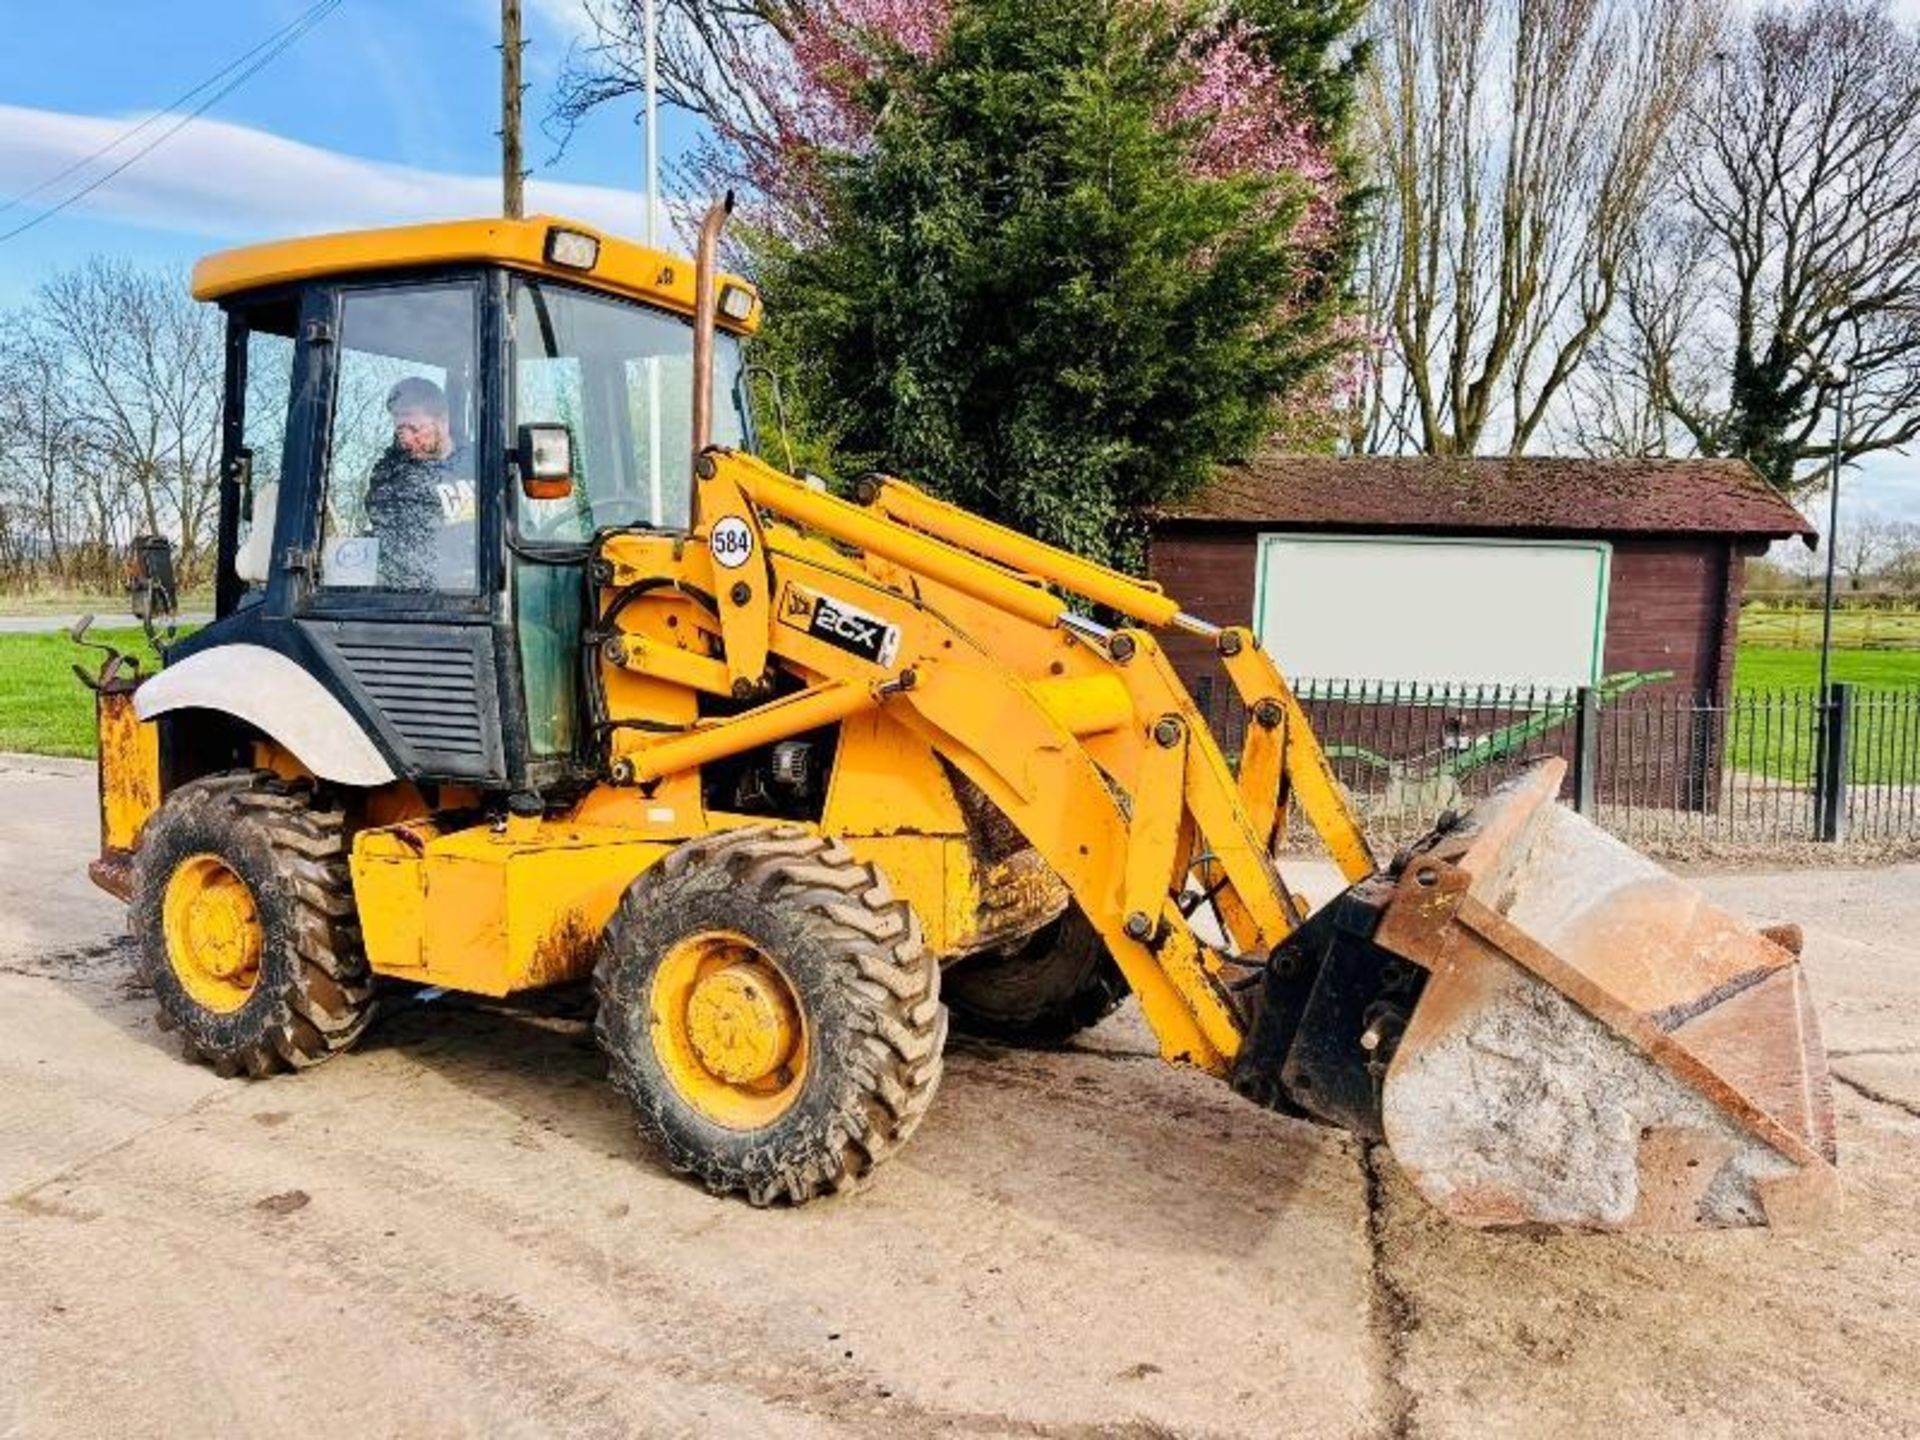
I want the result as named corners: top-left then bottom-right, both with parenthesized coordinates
top-left (317, 282), bottom-right (481, 593)
top-left (230, 301), bottom-right (297, 592)
top-left (509, 278), bottom-right (746, 543)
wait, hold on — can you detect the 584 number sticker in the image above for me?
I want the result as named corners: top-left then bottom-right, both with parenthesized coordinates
top-left (709, 515), bottom-right (755, 570)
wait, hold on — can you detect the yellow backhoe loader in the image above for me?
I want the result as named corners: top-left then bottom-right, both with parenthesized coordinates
top-left (79, 199), bottom-right (1836, 1228)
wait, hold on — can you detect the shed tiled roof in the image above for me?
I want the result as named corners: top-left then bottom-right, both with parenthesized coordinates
top-left (1154, 455), bottom-right (1816, 541)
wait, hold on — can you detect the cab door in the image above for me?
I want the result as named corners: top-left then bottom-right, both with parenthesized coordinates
top-left (289, 274), bottom-right (510, 786)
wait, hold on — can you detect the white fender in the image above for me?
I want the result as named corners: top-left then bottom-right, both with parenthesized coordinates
top-left (135, 643), bottom-right (397, 787)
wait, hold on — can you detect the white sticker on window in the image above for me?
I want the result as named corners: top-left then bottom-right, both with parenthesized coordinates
top-left (327, 536), bottom-right (380, 587)
top-left (709, 515), bottom-right (755, 570)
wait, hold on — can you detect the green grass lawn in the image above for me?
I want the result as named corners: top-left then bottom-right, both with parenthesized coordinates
top-left (0, 628), bottom-right (159, 758)
top-left (1733, 647), bottom-right (1920, 690)
top-left (1727, 647), bottom-right (1920, 784)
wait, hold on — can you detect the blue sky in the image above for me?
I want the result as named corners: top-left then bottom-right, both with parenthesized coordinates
top-left (0, 0), bottom-right (682, 307)
top-left (1, 0), bottom-right (1914, 533)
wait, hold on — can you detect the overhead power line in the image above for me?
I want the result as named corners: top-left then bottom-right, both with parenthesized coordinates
top-left (0, 0), bottom-right (346, 246)
top-left (0, 0), bottom-right (345, 222)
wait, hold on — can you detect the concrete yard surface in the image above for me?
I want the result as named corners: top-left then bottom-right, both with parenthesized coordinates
top-left (1, 754), bottom-right (1916, 1438)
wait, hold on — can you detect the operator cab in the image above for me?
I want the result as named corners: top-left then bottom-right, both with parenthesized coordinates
top-left (165, 216), bottom-right (759, 794)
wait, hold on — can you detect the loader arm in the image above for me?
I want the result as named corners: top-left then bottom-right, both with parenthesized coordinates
top-left (593, 443), bottom-right (1839, 1228)
top-left (578, 192), bottom-right (1839, 1230)
top-left (594, 447), bottom-right (1372, 1074)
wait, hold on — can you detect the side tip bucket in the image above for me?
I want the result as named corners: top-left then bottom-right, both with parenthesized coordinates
top-left (1372, 760), bottom-right (1838, 1231)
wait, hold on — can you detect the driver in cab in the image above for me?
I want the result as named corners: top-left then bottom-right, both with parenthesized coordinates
top-left (365, 377), bottom-right (477, 590)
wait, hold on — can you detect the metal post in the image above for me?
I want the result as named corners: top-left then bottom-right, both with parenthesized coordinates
top-left (1573, 684), bottom-right (1598, 816)
top-left (1817, 375), bottom-right (1846, 700)
top-left (643, 0), bottom-right (664, 524)
top-left (1809, 367), bottom-right (1847, 835)
top-left (1818, 682), bottom-right (1852, 842)
top-left (501, 0), bottom-right (525, 219)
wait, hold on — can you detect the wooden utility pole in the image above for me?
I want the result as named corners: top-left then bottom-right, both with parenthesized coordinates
top-left (501, 0), bottom-right (525, 219)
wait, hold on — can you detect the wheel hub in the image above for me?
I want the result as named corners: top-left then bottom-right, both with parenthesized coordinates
top-left (650, 931), bottom-right (809, 1129)
top-left (162, 854), bottom-right (263, 1013)
top-left (686, 962), bottom-right (799, 1084)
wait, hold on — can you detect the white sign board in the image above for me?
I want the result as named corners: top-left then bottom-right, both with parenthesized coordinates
top-left (1255, 535), bottom-right (1610, 694)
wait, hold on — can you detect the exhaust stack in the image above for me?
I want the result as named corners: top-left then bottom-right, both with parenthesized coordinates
top-left (690, 192), bottom-right (733, 459)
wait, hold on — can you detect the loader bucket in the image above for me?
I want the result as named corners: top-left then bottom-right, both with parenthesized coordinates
top-left (1363, 759), bottom-right (1838, 1231)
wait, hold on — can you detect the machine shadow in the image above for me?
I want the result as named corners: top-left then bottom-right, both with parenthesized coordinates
top-left (350, 986), bottom-right (1343, 1263)
top-left (902, 1028), bottom-right (1342, 1260)
top-left (66, 942), bottom-right (1341, 1259)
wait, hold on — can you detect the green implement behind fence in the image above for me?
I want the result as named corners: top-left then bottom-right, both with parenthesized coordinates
top-left (1324, 670), bottom-right (1670, 782)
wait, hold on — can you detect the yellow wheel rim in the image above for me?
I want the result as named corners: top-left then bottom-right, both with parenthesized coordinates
top-left (161, 853), bottom-right (264, 1014)
top-left (650, 930), bottom-right (808, 1130)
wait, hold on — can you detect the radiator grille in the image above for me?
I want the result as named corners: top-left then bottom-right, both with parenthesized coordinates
top-left (334, 640), bottom-right (487, 761)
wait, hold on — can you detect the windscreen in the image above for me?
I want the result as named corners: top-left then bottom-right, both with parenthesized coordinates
top-left (510, 277), bottom-right (748, 543)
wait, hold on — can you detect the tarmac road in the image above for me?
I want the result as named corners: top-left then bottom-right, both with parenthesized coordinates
top-left (1, 753), bottom-right (1916, 1438)
top-left (0, 614), bottom-right (211, 634)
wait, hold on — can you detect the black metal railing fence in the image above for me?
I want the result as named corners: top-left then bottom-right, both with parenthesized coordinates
top-left (1189, 677), bottom-right (1920, 853)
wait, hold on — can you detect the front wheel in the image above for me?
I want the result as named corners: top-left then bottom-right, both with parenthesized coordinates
top-left (130, 771), bottom-right (375, 1077)
top-left (593, 825), bottom-right (945, 1205)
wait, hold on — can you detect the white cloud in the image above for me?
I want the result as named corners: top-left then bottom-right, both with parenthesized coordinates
top-left (526, 0), bottom-right (596, 40)
top-left (1836, 450), bottom-right (1920, 525)
top-left (0, 104), bottom-right (652, 245)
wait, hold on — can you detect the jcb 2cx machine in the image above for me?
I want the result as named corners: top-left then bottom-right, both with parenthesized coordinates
top-left (82, 200), bottom-right (1835, 1226)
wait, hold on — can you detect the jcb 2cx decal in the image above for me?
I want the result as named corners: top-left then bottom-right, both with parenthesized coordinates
top-left (779, 584), bottom-right (902, 667)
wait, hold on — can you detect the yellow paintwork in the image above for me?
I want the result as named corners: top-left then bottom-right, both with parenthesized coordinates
top-left (697, 461), bottom-right (775, 693)
top-left (97, 689), bottom-right (160, 853)
top-left (650, 930), bottom-right (808, 1129)
top-left (1029, 675), bottom-right (1135, 736)
top-left (606, 632), bottom-right (734, 696)
top-left (568, 446), bottom-right (1384, 1073)
top-left (627, 680), bottom-right (878, 786)
top-left (730, 452), bottom-right (1068, 629)
top-left (162, 853), bottom-right (263, 1013)
top-left (191, 215), bottom-right (761, 333)
top-left (867, 475), bottom-right (1181, 629)
top-left (115, 220), bottom-right (1393, 1104)
top-left (289, 432), bottom-right (1381, 1074)
top-left (350, 819), bottom-right (671, 995)
top-left (1218, 634), bottom-right (1375, 883)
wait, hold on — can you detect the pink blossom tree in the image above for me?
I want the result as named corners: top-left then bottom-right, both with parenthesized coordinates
top-left (665, 1), bottom-right (1342, 257)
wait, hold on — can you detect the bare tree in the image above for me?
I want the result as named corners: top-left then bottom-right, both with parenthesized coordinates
top-left (1880, 520), bottom-right (1920, 594)
top-left (1837, 509), bottom-right (1896, 591)
top-left (0, 261), bottom-right (222, 592)
top-left (33, 260), bottom-right (223, 575)
top-left (0, 328), bottom-right (64, 577)
top-left (552, 1), bottom-right (785, 137)
top-left (1616, 0), bottom-right (1920, 495)
top-left (1358, 0), bottom-right (1724, 456)
top-left (550, 0), bottom-right (807, 215)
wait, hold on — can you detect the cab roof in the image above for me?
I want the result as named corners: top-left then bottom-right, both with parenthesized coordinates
top-left (189, 214), bottom-right (761, 333)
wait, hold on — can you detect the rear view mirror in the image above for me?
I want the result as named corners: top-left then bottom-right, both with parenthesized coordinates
top-left (128, 535), bottom-right (177, 621)
top-left (518, 423), bottom-right (574, 501)
top-left (126, 534), bottom-right (178, 653)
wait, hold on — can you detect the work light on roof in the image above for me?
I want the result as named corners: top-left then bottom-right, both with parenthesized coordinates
top-left (719, 283), bottom-right (755, 322)
top-left (545, 228), bottom-right (600, 271)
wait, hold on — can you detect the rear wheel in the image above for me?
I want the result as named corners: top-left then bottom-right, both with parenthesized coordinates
top-left (131, 771), bottom-right (374, 1076)
top-left (943, 906), bottom-right (1129, 1047)
top-left (594, 824), bottom-right (945, 1204)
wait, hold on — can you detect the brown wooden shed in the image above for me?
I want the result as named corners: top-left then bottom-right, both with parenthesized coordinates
top-left (1147, 455), bottom-right (1815, 704)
